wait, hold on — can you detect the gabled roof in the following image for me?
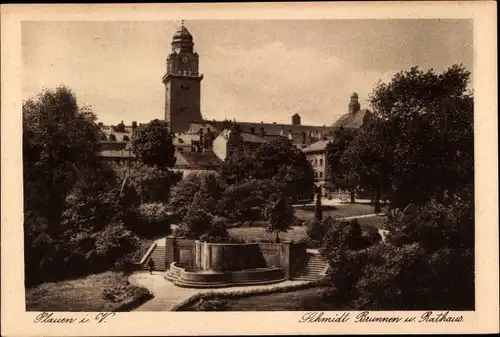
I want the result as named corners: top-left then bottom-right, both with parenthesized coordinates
top-left (99, 149), bottom-right (135, 158)
top-left (175, 151), bottom-right (223, 168)
top-left (302, 139), bottom-right (331, 153)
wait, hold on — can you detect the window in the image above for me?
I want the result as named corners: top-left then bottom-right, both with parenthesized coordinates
top-left (181, 84), bottom-right (190, 91)
top-left (319, 172), bottom-right (323, 178)
top-left (319, 158), bottom-right (323, 166)
top-left (314, 159), bottom-right (318, 166)
top-left (250, 127), bottom-right (255, 134)
top-left (123, 135), bottom-right (130, 141)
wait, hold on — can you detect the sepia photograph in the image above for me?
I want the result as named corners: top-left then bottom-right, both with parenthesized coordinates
top-left (1, 2), bottom-right (498, 336)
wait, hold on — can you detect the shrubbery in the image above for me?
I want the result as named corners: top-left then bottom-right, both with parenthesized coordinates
top-left (135, 203), bottom-right (171, 237)
top-left (194, 298), bottom-right (229, 311)
top-left (320, 190), bottom-right (474, 310)
top-left (102, 283), bottom-right (152, 304)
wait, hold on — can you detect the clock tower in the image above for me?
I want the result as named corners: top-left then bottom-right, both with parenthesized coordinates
top-left (163, 22), bottom-right (203, 133)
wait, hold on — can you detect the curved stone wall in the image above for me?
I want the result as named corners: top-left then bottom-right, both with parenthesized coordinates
top-left (194, 241), bottom-right (267, 271)
top-left (166, 262), bottom-right (285, 288)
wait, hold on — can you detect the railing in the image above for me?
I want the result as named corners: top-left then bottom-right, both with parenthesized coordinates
top-left (132, 242), bottom-right (157, 270)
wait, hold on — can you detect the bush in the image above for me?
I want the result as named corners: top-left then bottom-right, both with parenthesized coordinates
top-left (102, 283), bottom-right (151, 304)
top-left (306, 216), bottom-right (337, 244)
top-left (321, 190), bottom-right (475, 310)
top-left (135, 203), bottom-right (171, 237)
top-left (320, 287), bottom-right (339, 302)
top-left (194, 298), bottom-right (229, 311)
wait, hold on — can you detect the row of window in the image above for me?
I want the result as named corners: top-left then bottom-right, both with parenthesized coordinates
top-left (314, 171), bottom-right (324, 179)
top-left (310, 158), bottom-right (324, 166)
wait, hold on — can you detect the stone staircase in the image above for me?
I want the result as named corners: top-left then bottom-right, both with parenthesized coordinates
top-left (142, 245), bottom-right (167, 272)
top-left (293, 252), bottom-right (328, 281)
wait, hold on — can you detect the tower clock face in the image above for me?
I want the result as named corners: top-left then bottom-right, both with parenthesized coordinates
top-left (181, 56), bottom-right (189, 64)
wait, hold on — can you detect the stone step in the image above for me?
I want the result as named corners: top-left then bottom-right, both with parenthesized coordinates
top-left (141, 246), bottom-right (167, 271)
top-left (293, 276), bottom-right (320, 281)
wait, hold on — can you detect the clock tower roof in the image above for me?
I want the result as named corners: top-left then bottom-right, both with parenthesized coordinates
top-left (172, 22), bottom-right (193, 43)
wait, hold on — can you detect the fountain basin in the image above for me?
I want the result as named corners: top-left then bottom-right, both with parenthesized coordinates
top-left (165, 262), bottom-right (286, 288)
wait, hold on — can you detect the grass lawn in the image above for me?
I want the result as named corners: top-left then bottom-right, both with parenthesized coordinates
top-left (228, 226), bottom-right (307, 242)
top-left (294, 203), bottom-right (376, 222)
top-left (228, 216), bottom-right (387, 243)
top-left (186, 287), bottom-right (350, 311)
top-left (25, 271), bottom-right (151, 312)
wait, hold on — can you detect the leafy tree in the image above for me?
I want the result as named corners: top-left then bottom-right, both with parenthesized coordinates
top-left (116, 165), bottom-right (182, 204)
top-left (341, 117), bottom-right (391, 212)
top-left (132, 119), bottom-right (176, 168)
top-left (320, 219), bottom-right (368, 302)
top-left (262, 189), bottom-right (294, 243)
top-left (23, 86), bottom-right (140, 286)
top-left (219, 146), bottom-right (254, 186)
top-left (251, 137), bottom-right (315, 201)
top-left (23, 86), bottom-right (101, 235)
top-left (348, 65), bottom-right (473, 208)
top-left (217, 178), bottom-right (278, 221)
top-left (325, 127), bottom-right (357, 202)
top-left (168, 172), bottom-right (221, 219)
top-left (354, 189), bottom-right (474, 310)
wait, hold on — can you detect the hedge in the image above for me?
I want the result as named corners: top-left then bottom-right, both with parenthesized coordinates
top-left (171, 280), bottom-right (324, 311)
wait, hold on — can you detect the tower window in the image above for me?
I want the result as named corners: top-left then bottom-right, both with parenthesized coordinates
top-left (181, 84), bottom-right (190, 91)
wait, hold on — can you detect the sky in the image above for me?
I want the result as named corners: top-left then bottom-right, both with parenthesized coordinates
top-left (22, 19), bottom-right (473, 126)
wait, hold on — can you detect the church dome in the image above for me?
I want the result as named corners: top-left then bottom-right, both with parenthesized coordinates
top-left (172, 24), bottom-right (193, 42)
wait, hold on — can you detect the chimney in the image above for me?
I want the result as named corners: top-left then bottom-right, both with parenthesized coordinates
top-left (132, 121), bottom-right (137, 129)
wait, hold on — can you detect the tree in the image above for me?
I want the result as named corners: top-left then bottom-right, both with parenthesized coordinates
top-left (251, 137), bottom-right (315, 202)
top-left (217, 178), bottom-right (278, 221)
top-left (168, 171), bottom-right (223, 219)
top-left (262, 189), bottom-right (294, 243)
top-left (132, 119), bottom-right (176, 168)
top-left (350, 65), bottom-right (473, 208)
top-left (320, 219), bottom-right (368, 302)
top-left (341, 117), bottom-right (391, 213)
top-left (354, 190), bottom-right (474, 310)
top-left (23, 86), bottom-right (139, 285)
top-left (116, 165), bottom-right (182, 204)
top-left (23, 86), bottom-right (101, 236)
top-left (325, 127), bottom-right (357, 202)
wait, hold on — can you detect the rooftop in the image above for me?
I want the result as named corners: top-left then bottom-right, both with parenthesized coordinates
top-left (302, 139), bottom-right (331, 153)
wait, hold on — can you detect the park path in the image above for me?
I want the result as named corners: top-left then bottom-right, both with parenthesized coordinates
top-left (128, 272), bottom-right (308, 311)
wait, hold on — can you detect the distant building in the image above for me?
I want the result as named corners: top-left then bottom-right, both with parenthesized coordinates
top-left (302, 140), bottom-right (330, 196)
